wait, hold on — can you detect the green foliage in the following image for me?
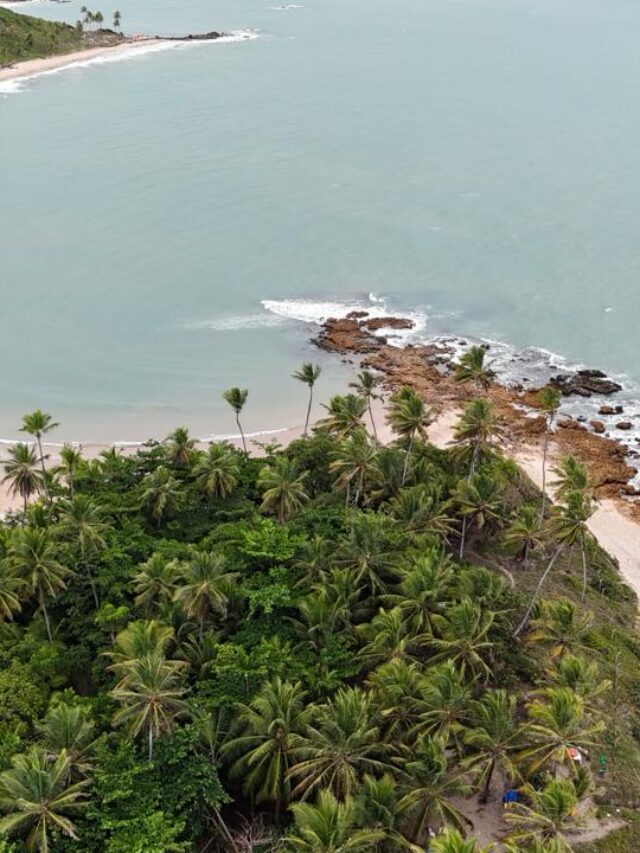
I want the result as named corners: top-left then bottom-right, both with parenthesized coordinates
top-left (0, 8), bottom-right (82, 65)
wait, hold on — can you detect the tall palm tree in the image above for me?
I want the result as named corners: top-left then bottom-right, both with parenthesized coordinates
top-left (173, 550), bottom-right (238, 638)
top-left (552, 455), bottom-right (592, 502)
top-left (367, 659), bottom-right (428, 744)
top-left (223, 677), bottom-right (311, 822)
top-left (410, 661), bottom-right (471, 746)
top-left (462, 690), bottom-right (523, 803)
top-left (56, 444), bottom-right (83, 496)
top-left (140, 466), bottom-right (184, 527)
top-left (505, 778), bottom-right (584, 849)
top-left (293, 363), bottom-right (322, 436)
top-left (386, 387), bottom-right (433, 485)
top-left (222, 387), bottom-right (249, 452)
top-left (543, 655), bottom-right (610, 707)
top-left (0, 747), bottom-right (91, 852)
top-left (357, 773), bottom-right (419, 852)
top-left (387, 486), bottom-right (456, 542)
top-left (349, 371), bottom-right (382, 441)
top-left (337, 513), bottom-right (397, 597)
top-left (450, 399), bottom-right (503, 479)
top-left (320, 394), bottom-right (368, 439)
top-left (0, 559), bottom-right (23, 621)
top-left (133, 553), bottom-right (180, 616)
top-left (453, 346), bottom-right (494, 392)
top-left (57, 494), bottom-right (110, 609)
top-left (430, 828), bottom-right (494, 853)
top-left (8, 527), bottom-right (73, 641)
top-left (526, 599), bottom-right (593, 661)
top-left (454, 471), bottom-right (505, 559)
top-left (107, 619), bottom-right (175, 679)
top-left (284, 789), bottom-right (386, 852)
top-left (258, 457), bottom-right (309, 522)
top-left (288, 687), bottom-right (392, 801)
top-left (37, 703), bottom-right (96, 779)
top-left (20, 411), bottom-right (58, 503)
top-left (397, 734), bottom-right (470, 841)
top-left (193, 443), bottom-right (240, 500)
top-left (503, 505), bottom-right (544, 570)
top-left (165, 427), bottom-right (196, 467)
top-left (330, 430), bottom-right (378, 507)
top-left (2, 443), bottom-right (44, 515)
top-left (357, 606), bottom-right (426, 668)
top-left (110, 650), bottom-right (189, 760)
top-left (430, 598), bottom-right (496, 682)
top-left (388, 550), bottom-right (455, 637)
top-left (537, 385), bottom-right (562, 524)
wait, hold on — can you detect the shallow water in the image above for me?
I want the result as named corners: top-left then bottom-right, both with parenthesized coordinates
top-left (2, 0), bottom-right (640, 444)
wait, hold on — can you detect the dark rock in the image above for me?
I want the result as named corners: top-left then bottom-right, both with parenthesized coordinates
top-left (599, 405), bottom-right (615, 416)
top-left (550, 369), bottom-right (623, 397)
top-left (616, 405), bottom-right (625, 414)
top-left (361, 317), bottom-right (414, 332)
top-left (616, 421), bottom-right (633, 431)
top-left (620, 483), bottom-right (640, 496)
top-left (346, 311), bottom-right (369, 319)
top-left (590, 420), bottom-right (606, 434)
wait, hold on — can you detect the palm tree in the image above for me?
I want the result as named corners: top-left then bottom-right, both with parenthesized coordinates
top-left (110, 650), bottom-right (189, 760)
top-left (387, 550), bottom-right (455, 636)
top-left (140, 466), bottom-right (184, 526)
top-left (520, 687), bottom-right (604, 775)
top-left (430, 598), bottom-right (496, 682)
top-left (8, 527), bottom-right (73, 641)
top-left (552, 455), bottom-right (592, 502)
top-left (337, 513), bottom-right (397, 597)
top-left (222, 387), bottom-right (249, 452)
top-left (454, 471), bottom-right (505, 559)
top-left (537, 385), bottom-right (562, 523)
top-left (288, 687), bottom-right (392, 800)
top-left (293, 363), bottom-right (322, 436)
top-left (37, 703), bottom-right (96, 779)
top-left (56, 444), bottom-right (83, 496)
top-left (284, 789), bottom-right (386, 852)
top-left (349, 371), bottom-right (382, 441)
top-left (0, 747), bottom-right (91, 852)
top-left (319, 394), bottom-right (368, 438)
top-left (397, 734), bottom-right (469, 841)
top-left (410, 661), bottom-right (471, 745)
top-left (113, 9), bottom-right (122, 32)
top-left (20, 411), bottom-right (58, 503)
top-left (454, 345), bottom-right (494, 392)
top-left (462, 690), bottom-right (523, 803)
top-left (2, 443), bottom-right (44, 514)
top-left (430, 828), bottom-right (494, 853)
top-left (193, 443), bottom-right (240, 500)
top-left (386, 386), bottom-right (433, 485)
top-left (357, 773), bottom-right (419, 851)
top-left (94, 10), bottom-right (104, 29)
top-left (258, 457), bottom-right (309, 522)
top-left (0, 559), bottom-right (22, 621)
top-left (330, 430), bottom-right (378, 507)
top-left (173, 550), bottom-right (238, 638)
top-left (450, 399), bottom-right (503, 479)
top-left (133, 553), bottom-right (180, 615)
top-left (387, 486), bottom-right (456, 542)
top-left (165, 427), bottom-right (196, 467)
top-left (526, 599), bottom-right (593, 660)
top-left (223, 677), bottom-right (311, 822)
top-left (107, 619), bottom-right (175, 678)
top-left (543, 655), bottom-right (610, 707)
top-left (503, 505), bottom-right (544, 570)
top-left (505, 778), bottom-right (584, 849)
top-left (57, 494), bottom-right (110, 609)
top-left (370, 446), bottom-right (406, 503)
top-left (357, 606), bottom-right (426, 668)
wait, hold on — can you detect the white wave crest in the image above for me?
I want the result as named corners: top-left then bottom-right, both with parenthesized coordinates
top-left (190, 313), bottom-right (286, 331)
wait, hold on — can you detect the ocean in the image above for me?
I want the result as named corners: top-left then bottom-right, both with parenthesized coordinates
top-left (2, 0), bottom-right (640, 450)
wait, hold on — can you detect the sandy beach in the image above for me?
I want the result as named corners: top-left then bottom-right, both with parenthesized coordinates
top-left (0, 38), bottom-right (164, 84)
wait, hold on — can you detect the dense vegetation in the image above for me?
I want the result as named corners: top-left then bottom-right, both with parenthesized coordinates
top-left (0, 355), bottom-right (640, 852)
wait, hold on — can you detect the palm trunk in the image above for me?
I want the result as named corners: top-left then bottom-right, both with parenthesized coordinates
top-left (212, 808), bottom-right (238, 853)
top-left (236, 414), bottom-right (247, 453)
top-left (539, 429), bottom-right (550, 526)
top-left (304, 387), bottom-right (313, 436)
top-left (459, 516), bottom-right (468, 560)
top-left (479, 758), bottom-right (496, 804)
top-left (513, 546), bottom-right (563, 637)
top-left (368, 400), bottom-right (378, 443)
top-left (37, 435), bottom-right (50, 503)
top-left (81, 542), bottom-right (100, 609)
top-left (402, 435), bottom-right (414, 486)
top-left (581, 541), bottom-right (588, 602)
top-left (40, 592), bottom-right (53, 642)
top-left (22, 492), bottom-right (27, 519)
top-left (148, 724), bottom-right (154, 761)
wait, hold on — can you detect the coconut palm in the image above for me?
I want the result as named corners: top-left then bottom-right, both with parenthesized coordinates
top-left (37, 703), bottom-right (96, 779)
top-left (430, 828), bottom-right (494, 853)
top-left (223, 677), bottom-right (311, 822)
top-left (349, 371), bottom-right (382, 441)
top-left (454, 470), bottom-right (505, 559)
top-left (173, 550), bottom-right (238, 639)
top-left (503, 505), bottom-right (544, 570)
top-left (505, 778), bottom-right (584, 849)
top-left (288, 687), bottom-right (392, 800)
top-left (258, 457), bottom-right (309, 522)
top-left (193, 443), bottom-right (240, 500)
top-left (222, 387), bottom-right (249, 452)
top-left (8, 527), bottom-right (72, 641)
top-left (386, 386), bottom-right (433, 485)
top-left (133, 553), bottom-right (180, 615)
top-left (409, 661), bottom-right (471, 749)
top-left (357, 606), bottom-right (427, 668)
top-left (526, 599), bottom-right (593, 661)
top-left (293, 363), bottom-right (322, 436)
top-left (537, 386), bottom-right (562, 523)
top-left (107, 619), bottom-right (175, 679)
top-left (552, 456), bottom-right (592, 502)
top-left (330, 430), bottom-right (378, 507)
top-left (450, 399), bottom-right (503, 479)
top-left (520, 687), bottom-right (604, 775)
top-left (388, 550), bottom-right (455, 636)
top-left (284, 789), bottom-right (386, 852)
top-left (140, 466), bottom-right (184, 527)
top-left (2, 443), bottom-right (44, 515)
top-left (56, 444), bottom-right (84, 496)
top-left (430, 598), bottom-right (496, 682)
top-left (357, 773), bottom-right (419, 852)
top-left (387, 486), bottom-right (456, 541)
top-left (366, 659), bottom-right (427, 745)
top-left (397, 734), bottom-right (470, 841)
top-left (165, 427), bottom-right (196, 467)
top-left (320, 395), bottom-right (368, 439)
top-left (543, 655), bottom-right (610, 706)
top-left (454, 345), bottom-right (495, 392)
top-left (57, 494), bottom-right (110, 609)
top-left (113, 9), bottom-right (122, 32)
top-left (0, 560), bottom-right (22, 621)
top-left (110, 651), bottom-right (189, 760)
top-left (20, 411), bottom-right (58, 502)
top-left (337, 513), bottom-right (397, 597)
top-left (462, 690), bottom-right (524, 803)
top-left (0, 747), bottom-right (91, 852)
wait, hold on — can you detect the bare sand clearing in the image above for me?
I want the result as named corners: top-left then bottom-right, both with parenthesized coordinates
top-left (0, 39), bottom-right (163, 84)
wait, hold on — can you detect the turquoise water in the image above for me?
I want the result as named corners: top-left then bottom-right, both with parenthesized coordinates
top-left (2, 0), bottom-right (640, 443)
